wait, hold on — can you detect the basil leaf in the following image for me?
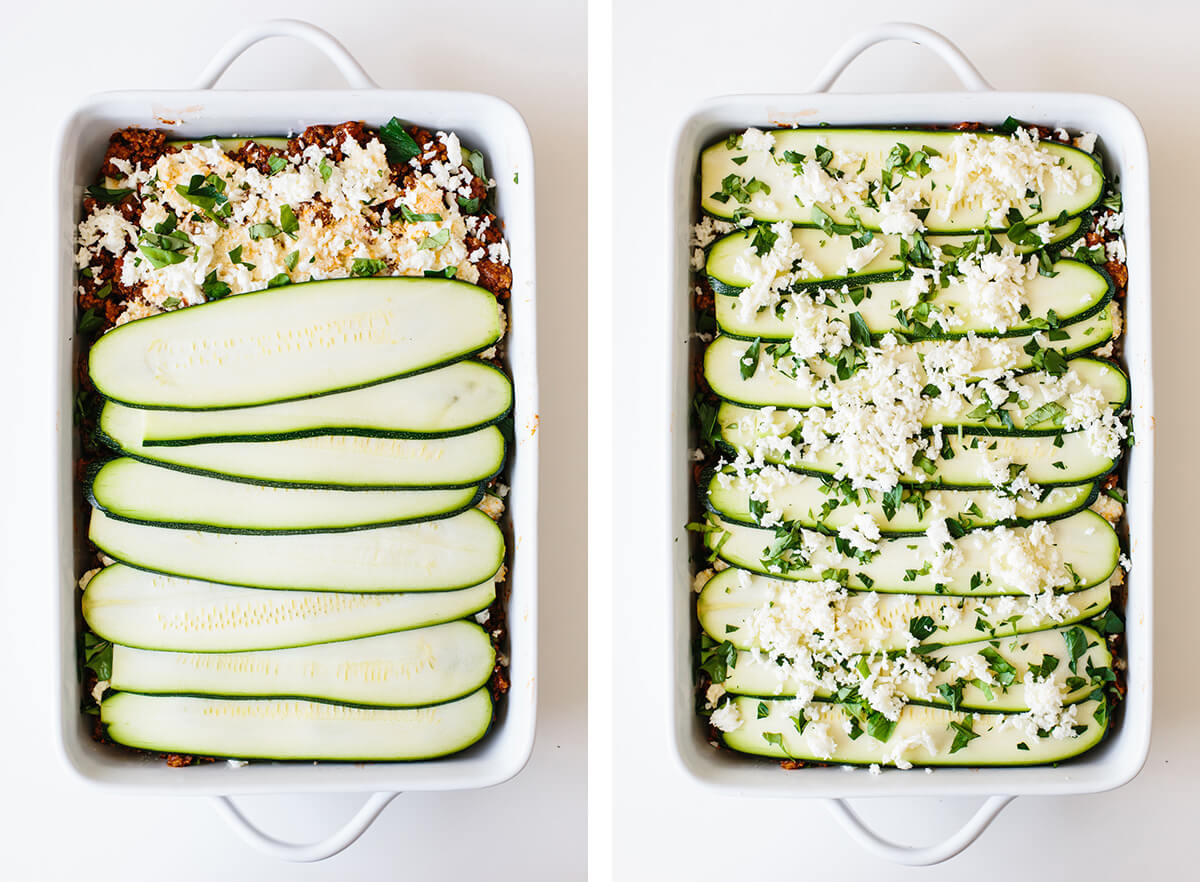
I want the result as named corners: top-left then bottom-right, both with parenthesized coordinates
top-left (739, 338), bottom-right (761, 380)
top-left (318, 156), bottom-right (334, 183)
top-left (86, 185), bottom-right (134, 204)
top-left (83, 633), bottom-right (113, 681)
top-left (351, 258), bottom-right (388, 277)
top-left (400, 204), bottom-right (444, 223)
top-left (457, 195), bottom-right (481, 214)
top-left (279, 204), bottom-right (299, 238)
top-left (908, 615), bottom-right (937, 640)
top-left (380, 117), bottom-right (421, 164)
top-left (267, 154), bottom-right (288, 175)
top-left (249, 223), bottom-right (281, 240)
top-left (201, 270), bottom-right (231, 301)
top-left (266, 272), bottom-right (291, 288)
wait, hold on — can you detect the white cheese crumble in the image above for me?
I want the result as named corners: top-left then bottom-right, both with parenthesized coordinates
top-left (709, 700), bottom-right (744, 732)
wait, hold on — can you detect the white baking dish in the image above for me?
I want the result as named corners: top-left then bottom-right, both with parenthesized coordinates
top-left (666, 22), bottom-right (1152, 866)
top-left (50, 19), bottom-right (538, 861)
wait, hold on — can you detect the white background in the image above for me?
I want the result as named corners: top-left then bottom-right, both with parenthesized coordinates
top-left (0, 1), bottom-right (586, 879)
top-left (611, 0), bottom-right (1197, 878)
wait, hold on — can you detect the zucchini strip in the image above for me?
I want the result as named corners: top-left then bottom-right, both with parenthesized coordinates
top-left (700, 128), bottom-right (1104, 231)
top-left (707, 351), bottom-right (1128, 434)
top-left (705, 469), bottom-right (1096, 535)
top-left (88, 276), bottom-right (504, 410)
top-left (707, 225), bottom-right (1088, 294)
top-left (99, 400), bottom-right (506, 489)
top-left (89, 508), bottom-right (505, 593)
top-left (720, 696), bottom-right (1107, 766)
top-left (723, 626), bottom-right (1110, 712)
top-left (83, 565), bottom-right (496, 652)
top-left (88, 457), bottom-right (481, 533)
top-left (110, 623), bottom-right (495, 707)
top-left (697, 567), bottom-right (1113, 649)
top-left (718, 404), bottom-right (1118, 487)
top-left (101, 688), bottom-right (494, 761)
top-left (112, 360), bottom-right (514, 445)
top-left (700, 510), bottom-right (1118, 594)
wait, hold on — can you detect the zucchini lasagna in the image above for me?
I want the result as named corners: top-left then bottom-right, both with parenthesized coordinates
top-left (73, 120), bottom-right (514, 763)
top-left (690, 122), bottom-right (1129, 769)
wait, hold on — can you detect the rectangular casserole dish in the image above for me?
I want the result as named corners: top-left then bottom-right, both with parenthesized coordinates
top-left (51, 21), bottom-right (539, 800)
top-left (666, 22), bottom-right (1152, 862)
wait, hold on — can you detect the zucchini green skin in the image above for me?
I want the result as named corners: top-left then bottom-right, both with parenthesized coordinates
top-left (88, 276), bottom-right (504, 411)
top-left (83, 564), bottom-right (497, 653)
top-left (719, 696), bottom-right (1108, 766)
top-left (126, 360), bottom-right (514, 446)
top-left (704, 469), bottom-right (1098, 537)
top-left (86, 457), bottom-right (484, 535)
top-left (705, 219), bottom-right (1086, 295)
top-left (101, 688), bottom-right (494, 761)
top-left (96, 409), bottom-right (507, 491)
top-left (700, 127), bottom-right (1105, 231)
top-left (89, 507), bottom-right (506, 594)
top-left (109, 623), bottom-right (496, 708)
top-left (699, 511), bottom-right (1118, 595)
top-left (722, 625), bottom-right (1110, 712)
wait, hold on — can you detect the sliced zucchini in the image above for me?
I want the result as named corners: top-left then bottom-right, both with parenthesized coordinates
top-left (716, 272), bottom-right (1111, 341)
top-left (88, 277), bottom-right (504, 410)
top-left (707, 347), bottom-right (1128, 434)
top-left (697, 568), bottom-right (1113, 650)
top-left (88, 458), bottom-right (481, 533)
top-left (110, 361), bottom-right (513, 445)
top-left (700, 128), bottom-right (1104, 231)
top-left (723, 625), bottom-right (1110, 711)
top-left (101, 688), bottom-right (493, 761)
top-left (89, 508), bottom-right (505, 593)
top-left (705, 468), bottom-right (1095, 534)
top-left (707, 225), bottom-right (1088, 294)
top-left (700, 510), bottom-right (1117, 594)
top-left (110, 623), bottom-right (495, 707)
top-left (99, 401), bottom-right (505, 489)
top-left (83, 565), bottom-right (496, 652)
top-left (719, 696), bottom-right (1107, 766)
top-left (718, 403), bottom-right (1117, 487)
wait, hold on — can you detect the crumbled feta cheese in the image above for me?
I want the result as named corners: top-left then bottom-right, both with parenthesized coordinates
top-left (709, 700), bottom-right (744, 733)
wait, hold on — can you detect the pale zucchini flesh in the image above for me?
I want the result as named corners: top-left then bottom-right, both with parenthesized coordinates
top-left (723, 625), bottom-right (1110, 711)
top-left (700, 510), bottom-right (1118, 593)
top-left (115, 360), bottom-right (513, 445)
top-left (88, 457), bottom-right (481, 533)
top-left (705, 469), bottom-right (1096, 534)
top-left (698, 569), bottom-right (1111, 650)
top-left (101, 688), bottom-right (494, 761)
top-left (720, 696), bottom-right (1107, 766)
top-left (111, 623), bottom-right (495, 707)
top-left (99, 400), bottom-right (506, 489)
top-left (88, 277), bottom-right (504, 410)
top-left (700, 128), bottom-right (1104, 231)
top-left (89, 508), bottom-right (505, 593)
top-left (83, 565), bottom-right (496, 652)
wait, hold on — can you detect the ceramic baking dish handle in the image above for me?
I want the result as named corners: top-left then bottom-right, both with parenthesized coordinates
top-left (809, 22), bottom-right (993, 93)
top-left (194, 19), bottom-right (379, 90)
top-left (824, 794), bottom-right (1014, 867)
top-left (211, 792), bottom-right (400, 862)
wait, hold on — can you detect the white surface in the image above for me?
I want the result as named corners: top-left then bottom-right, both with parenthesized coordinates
top-left (612, 0), bottom-right (1189, 876)
top-left (0, 0), bottom-right (585, 878)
